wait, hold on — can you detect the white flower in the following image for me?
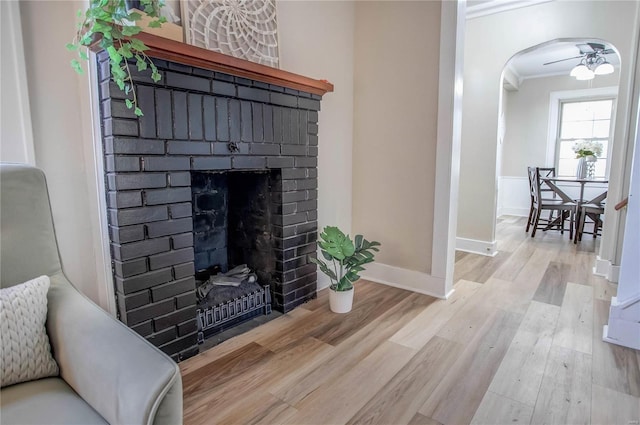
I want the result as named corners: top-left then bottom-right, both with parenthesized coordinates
top-left (573, 140), bottom-right (603, 158)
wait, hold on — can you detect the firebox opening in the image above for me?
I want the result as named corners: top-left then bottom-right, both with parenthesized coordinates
top-left (191, 169), bottom-right (279, 342)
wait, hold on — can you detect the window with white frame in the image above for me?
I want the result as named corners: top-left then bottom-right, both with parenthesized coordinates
top-left (556, 98), bottom-right (614, 178)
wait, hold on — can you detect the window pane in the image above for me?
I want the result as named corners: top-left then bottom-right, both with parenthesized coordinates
top-left (594, 160), bottom-right (607, 177)
top-left (592, 120), bottom-right (611, 138)
top-left (560, 121), bottom-right (593, 139)
top-left (592, 100), bottom-right (613, 119)
top-left (562, 102), bottom-right (593, 121)
top-left (558, 158), bottom-right (576, 177)
top-left (559, 141), bottom-right (575, 159)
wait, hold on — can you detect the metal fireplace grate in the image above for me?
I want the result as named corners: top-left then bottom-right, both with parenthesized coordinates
top-left (196, 285), bottom-right (272, 343)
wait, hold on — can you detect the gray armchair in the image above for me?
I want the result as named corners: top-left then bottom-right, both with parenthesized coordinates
top-left (0, 163), bottom-right (183, 425)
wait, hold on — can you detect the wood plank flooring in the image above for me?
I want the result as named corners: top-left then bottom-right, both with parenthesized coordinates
top-left (181, 216), bottom-right (640, 425)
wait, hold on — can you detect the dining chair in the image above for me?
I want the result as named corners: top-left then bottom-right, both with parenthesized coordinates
top-left (528, 167), bottom-right (576, 238)
top-left (526, 166), bottom-right (560, 233)
top-left (575, 191), bottom-right (607, 243)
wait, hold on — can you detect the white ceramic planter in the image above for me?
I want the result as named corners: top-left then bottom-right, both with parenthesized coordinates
top-left (329, 288), bottom-right (354, 313)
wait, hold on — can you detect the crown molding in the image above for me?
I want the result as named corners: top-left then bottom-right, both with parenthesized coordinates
top-left (466, 0), bottom-right (554, 20)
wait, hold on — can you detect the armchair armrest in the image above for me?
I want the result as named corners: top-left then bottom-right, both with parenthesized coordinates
top-left (46, 273), bottom-right (182, 425)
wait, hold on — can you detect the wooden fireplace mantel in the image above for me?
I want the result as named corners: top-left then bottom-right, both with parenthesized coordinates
top-left (129, 33), bottom-right (334, 96)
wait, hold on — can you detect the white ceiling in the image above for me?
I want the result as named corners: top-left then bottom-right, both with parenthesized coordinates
top-left (508, 41), bottom-right (620, 80)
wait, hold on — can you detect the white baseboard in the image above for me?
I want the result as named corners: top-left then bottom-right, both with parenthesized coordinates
top-left (593, 256), bottom-right (620, 283)
top-left (603, 293), bottom-right (640, 350)
top-left (360, 262), bottom-right (451, 299)
top-left (499, 207), bottom-right (529, 217)
top-left (316, 274), bottom-right (331, 292)
top-left (455, 237), bottom-right (498, 257)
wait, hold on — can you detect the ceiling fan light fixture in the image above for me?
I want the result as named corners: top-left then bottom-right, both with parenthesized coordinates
top-left (576, 68), bottom-right (595, 80)
top-left (570, 63), bottom-right (590, 78)
top-left (594, 61), bottom-right (614, 75)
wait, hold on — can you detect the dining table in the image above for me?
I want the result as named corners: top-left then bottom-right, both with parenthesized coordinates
top-left (540, 176), bottom-right (609, 238)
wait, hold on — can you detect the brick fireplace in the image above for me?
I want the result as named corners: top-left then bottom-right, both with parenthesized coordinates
top-left (97, 38), bottom-right (330, 361)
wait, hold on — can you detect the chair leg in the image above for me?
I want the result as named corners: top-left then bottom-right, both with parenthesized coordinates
top-left (577, 209), bottom-right (586, 242)
top-left (526, 204), bottom-right (534, 233)
top-left (569, 210), bottom-right (573, 241)
top-left (531, 208), bottom-right (541, 237)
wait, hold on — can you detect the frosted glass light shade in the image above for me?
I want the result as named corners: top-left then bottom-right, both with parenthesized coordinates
top-left (595, 62), bottom-right (614, 75)
top-left (576, 69), bottom-right (595, 80)
top-left (570, 64), bottom-right (589, 77)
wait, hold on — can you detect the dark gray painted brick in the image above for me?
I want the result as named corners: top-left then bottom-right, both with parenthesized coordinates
top-left (296, 243), bottom-right (317, 256)
top-left (168, 172), bottom-right (191, 187)
top-left (104, 118), bottom-right (138, 136)
top-left (126, 298), bottom-right (174, 326)
top-left (309, 135), bottom-right (318, 146)
top-left (104, 100), bottom-right (136, 119)
top-left (281, 108), bottom-right (291, 143)
top-left (307, 168), bottom-right (318, 178)
top-left (250, 143), bottom-right (279, 156)
top-left (235, 77), bottom-right (252, 86)
top-left (172, 232), bottom-right (194, 249)
top-left (271, 92), bottom-right (298, 108)
top-left (212, 142), bottom-right (249, 155)
top-left (215, 72), bottom-right (235, 82)
top-left (106, 155), bottom-right (140, 172)
top-left (229, 99), bottom-right (241, 141)
top-left (136, 85), bottom-right (156, 138)
top-left (281, 180), bottom-right (297, 192)
top-left (101, 81), bottom-right (133, 101)
top-left (118, 290), bottom-right (150, 312)
top-left (281, 145), bottom-right (307, 156)
top-left (110, 225), bottom-right (145, 244)
top-left (297, 179), bottom-right (317, 190)
top-left (130, 65), bottom-right (163, 84)
top-left (159, 332), bottom-right (198, 357)
top-left (297, 199), bottom-right (317, 212)
top-left (105, 137), bottom-right (164, 155)
top-left (144, 157), bottom-right (191, 171)
top-left (295, 157), bottom-right (317, 168)
top-left (173, 91), bottom-right (189, 140)
top-left (308, 123), bottom-right (319, 135)
top-left (108, 173), bottom-right (166, 191)
top-left (167, 141), bottom-right (211, 155)
top-left (285, 88), bottom-right (299, 96)
top-left (147, 326), bottom-right (177, 348)
top-left (252, 102), bottom-right (263, 142)
top-left (306, 189), bottom-right (318, 200)
top-left (192, 67), bottom-right (214, 78)
top-left (150, 247), bottom-right (194, 270)
top-left (299, 110), bottom-right (309, 145)
top-left (110, 205), bottom-right (168, 226)
top-left (146, 217), bottom-right (193, 238)
top-left (311, 94), bottom-right (322, 100)
top-left (263, 105), bottom-right (273, 142)
top-left (307, 210), bottom-right (318, 221)
top-left (233, 156), bottom-right (265, 169)
top-left (267, 157), bottom-right (294, 168)
top-left (281, 168), bottom-right (306, 179)
top-left (165, 71), bottom-right (209, 92)
top-left (151, 276), bottom-right (196, 302)
top-left (114, 258), bottom-right (147, 278)
top-left (238, 86), bottom-right (269, 103)
top-left (216, 98), bottom-right (229, 141)
top-left (241, 101), bottom-right (252, 142)
top-left (298, 90), bottom-right (312, 99)
top-left (291, 110), bottom-right (300, 144)
top-left (177, 319), bottom-right (198, 337)
top-left (114, 237), bottom-right (170, 261)
top-left (253, 81), bottom-right (269, 90)
top-left (108, 191), bottom-right (142, 208)
top-left (168, 62), bottom-right (192, 73)
top-left (212, 80), bottom-right (236, 97)
top-left (299, 97), bottom-right (321, 111)
top-left (145, 187), bottom-right (192, 205)
top-left (176, 291), bottom-right (197, 309)
top-left (269, 84), bottom-right (284, 92)
top-left (154, 305), bottom-right (196, 331)
top-left (156, 89), bottom-right (173, 139)
top-left (296, 221), bottom-right (317, 235)
top-left (170, 203), bottom-right (192, 219)
top-left (116, 267), bottom-right (173, 294)
top-left (131, 320), bottom-right (153, 337)
top-left (173, 262), bottom-right (195, 279)
top-left (281, 212), bottom-right (307, 226)
top-left (203, 96), bottom-right (217, 141)
top-left (273, 107), bottom-right (283, 142)
top-left (308, 146), bottom-right (318, 157)
top-left (188, 94), bottom-right (204, 139)
top-left (309, 110), bottom-right (319, 123)
top-left (192, 156), bottom-right (232, 170)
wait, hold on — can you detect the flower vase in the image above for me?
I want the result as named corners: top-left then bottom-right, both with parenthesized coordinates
top-left (329, 287), bottom-right (354, 313)
top-left (585, 155), bottom-right (597, 179)
top-left (576, 157), bottom-right (588, 179)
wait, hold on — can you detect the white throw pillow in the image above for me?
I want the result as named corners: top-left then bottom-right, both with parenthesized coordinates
top-left (0, 275), bottom-right (59, 387)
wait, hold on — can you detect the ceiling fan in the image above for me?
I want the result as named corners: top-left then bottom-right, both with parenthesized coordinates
top-left (543, 42), bottom-right (616, 80)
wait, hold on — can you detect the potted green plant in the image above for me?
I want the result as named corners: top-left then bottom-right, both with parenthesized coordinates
top-left (309, 226), bottom-right (381, 313)
top-left (67, 0), bottom-right (166, 116)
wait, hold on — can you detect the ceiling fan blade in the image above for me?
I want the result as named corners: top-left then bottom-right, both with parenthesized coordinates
top-left (543, 55), bottom-right (583, 66)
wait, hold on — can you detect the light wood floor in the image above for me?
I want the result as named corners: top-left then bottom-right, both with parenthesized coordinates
top-left (180, 217), bottom-right (640, 425)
